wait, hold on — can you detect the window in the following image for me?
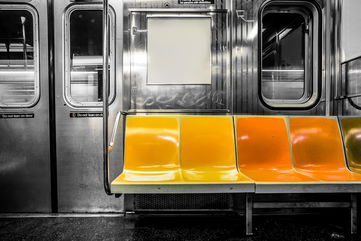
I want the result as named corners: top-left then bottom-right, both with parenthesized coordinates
top-left (64, 5), bottom-right (115, 107)
top-left (260, 2), bottom-right (320, 109)
top-left (0, 5), bottom-right (39, 107)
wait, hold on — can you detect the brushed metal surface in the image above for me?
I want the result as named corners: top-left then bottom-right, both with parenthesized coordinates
top-left (122, 0), bottom-right (329, 115)
top-left (0, 0), bottom-right (51, 212)
top-left (124, 0), bottom-right (231, 112)
top-left (54, 0), bottom-right (123, 212)
top-left (342, 57), bottom-right (361, 115)
top-left (233, 0), bottom-right (326, 115)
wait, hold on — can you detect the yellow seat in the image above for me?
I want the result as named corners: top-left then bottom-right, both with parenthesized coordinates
top-left (340, 117), bottom-right (361, 173)
top-left (236, 116), bottom-right (318, 183)
top-left (181, 116), bottom-right (252, 183)
top-left (290, 117), bottom-right (361, 182)
top-left (111, 116), bottom-right (182, 185)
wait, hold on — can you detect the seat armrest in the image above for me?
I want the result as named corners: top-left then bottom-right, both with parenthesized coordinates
top-left (108, 111), bottom-right (124, 152)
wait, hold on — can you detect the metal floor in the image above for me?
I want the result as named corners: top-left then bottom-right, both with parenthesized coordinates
top-left (0, 214), bottom-right (360, 241)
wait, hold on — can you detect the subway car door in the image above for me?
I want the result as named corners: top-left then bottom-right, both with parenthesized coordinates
top-left (0, 0), bottom-right (51, 212)
top-left (53, 0), bottom-right (122, 212)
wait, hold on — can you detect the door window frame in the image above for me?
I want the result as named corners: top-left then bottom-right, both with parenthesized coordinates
top-left (0, 4), bottom-right (40, 108)
top-left (63, 4), bottom-right (116, 108)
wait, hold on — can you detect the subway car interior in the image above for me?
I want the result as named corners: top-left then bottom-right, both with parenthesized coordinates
top-left (2, 0), bottom-right (361, 240)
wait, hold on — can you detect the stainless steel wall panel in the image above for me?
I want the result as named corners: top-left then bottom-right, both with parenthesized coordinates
top-left (341, 58), bottom-right (361, 115)
top-left (123, 0), bottom-right (328, 115)
top-left (233, 0), bottom-right (326, 115)
top-left (337, 0), bottom-right (361, 116)
top-left (123, 0), bottom-right (231, 112)
top-left (234, 0), bottom-right (260, 114)
top-left (0, 0), bottom-right (51, 212)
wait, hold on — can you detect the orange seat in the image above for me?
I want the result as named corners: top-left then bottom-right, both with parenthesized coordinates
top-left (236, 116), bottom-right (317, 183)
top-left (290, 117), bottom-right (361, 182)
top-left (340, 117), bottom-right (361, 173)
top-left (181, 116), bottom-right (251, 183)
top-left (112, 116), bottom-right (182, 184)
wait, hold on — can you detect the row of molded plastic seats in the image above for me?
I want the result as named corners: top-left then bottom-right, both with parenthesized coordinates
top-left (111, 115), bottom-right (361, 193)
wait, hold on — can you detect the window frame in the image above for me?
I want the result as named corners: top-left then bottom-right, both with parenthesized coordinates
top-left (0, 4), bottom-right (40, 108)
top-left (258, 0), bottom-right (321, 110)
top-left (63, 4), bottom-right (116, 108)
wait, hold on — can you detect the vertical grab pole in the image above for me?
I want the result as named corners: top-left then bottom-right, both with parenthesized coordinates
top-left (103, 0), bottom-right (112, 195)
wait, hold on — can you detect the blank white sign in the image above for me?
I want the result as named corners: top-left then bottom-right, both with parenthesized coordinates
top-left (341, 0), bottom-right (361, 62)
top-left (147, 17), bottom-right (212, 85)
